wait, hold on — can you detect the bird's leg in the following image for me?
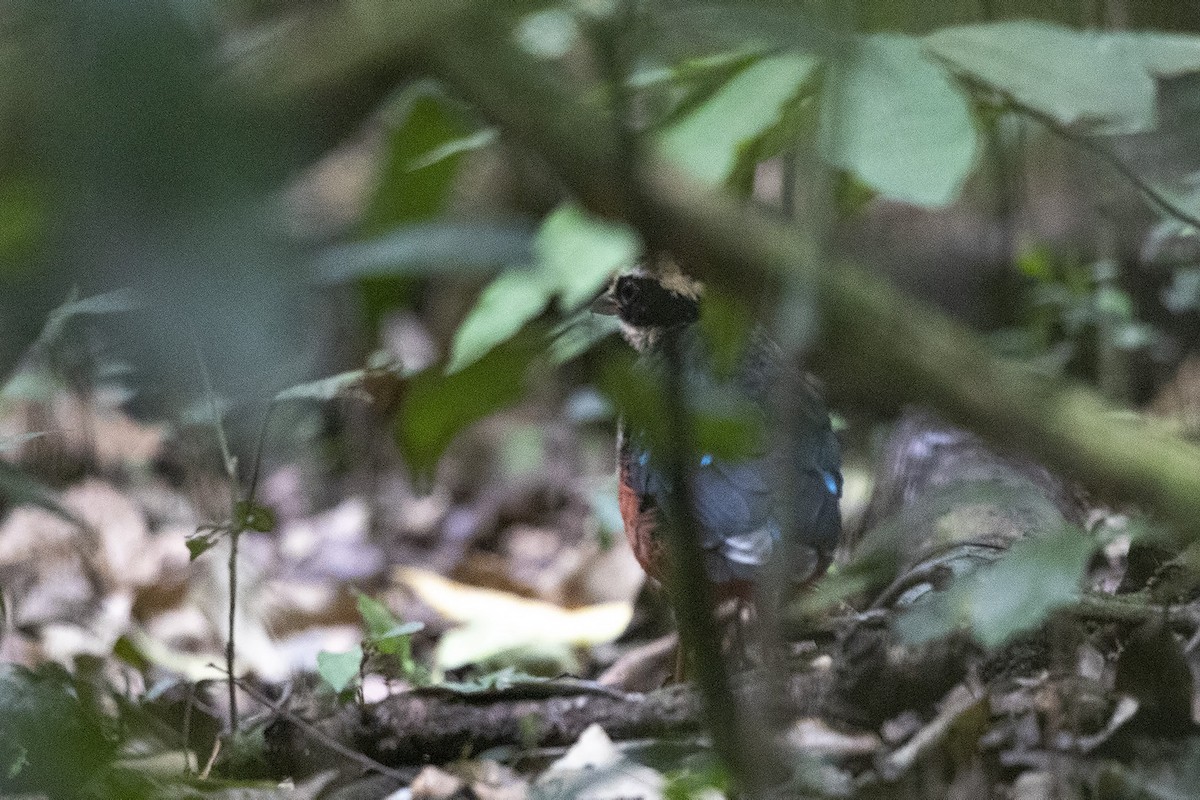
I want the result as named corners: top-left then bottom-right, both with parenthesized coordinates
top-left (716, 597), bottom-right (758, 671)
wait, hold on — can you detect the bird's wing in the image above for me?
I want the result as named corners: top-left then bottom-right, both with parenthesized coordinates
top-left (625, 439), bottom-right (842, 584)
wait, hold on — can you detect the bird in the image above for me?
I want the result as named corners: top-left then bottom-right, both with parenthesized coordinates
top-left (593, 266), bottom-right (843, 602)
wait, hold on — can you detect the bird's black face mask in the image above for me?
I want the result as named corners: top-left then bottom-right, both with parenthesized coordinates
top-left (598, 274), bottom-right (700, 329)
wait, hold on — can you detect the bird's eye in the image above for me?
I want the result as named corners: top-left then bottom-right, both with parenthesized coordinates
top-left (617, 278), bottom-right (639, 305)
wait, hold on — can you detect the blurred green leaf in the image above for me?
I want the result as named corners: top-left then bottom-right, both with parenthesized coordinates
top-left (1118, 32), bottom-right (1200, 77)
top-left (407, 128), bottom-right (498, 171)
top-left (314, 221), bottom-right (535, 282)
top-left (599, 350), bottom-right (762, 461)
top-left (234, 500), bottom-right (275, 533)
top-left (659, 52), bottom-right (819, 186)
top-left (273, 368), bottom-right (373, 404)
top-left (360, 91), bottom-right (475, 236)
top-left (697, 289), bottom-right (754, 380)
top-left (923, 22), bottom-right (1163, 134)
top-left (447, 205), bottom-right (638, 373)
top-left (515, 8), bottom-right (581, 59)
top-left (549, 310), bottom-right (622, 365)
top-left (354, 592), bottom-right (424, 679)
top-left (447, 270), bottom-right (549, 374)
top-left (0, 663), bottom-right (116, 795)
top-left (822, 34), bottom-right (978, 207)
top-left (316, 648), bottom-right (362, 693)
top-left (399, 329), bottom-right (543, 476)
top-left (356, 592), bottom-right (403, 639)
top-left (896, 526), bottom-right (1094, 647)
top-left (693, 404), bottom-right (765, 462)
top-left (0, 178), bottom-right (45, 268)
top-left (0, 461), bottom-right (79, 526)
top-left (31, 288), bottom-right (137, 356)
top-left (540, 205), bottom-right (640, 311)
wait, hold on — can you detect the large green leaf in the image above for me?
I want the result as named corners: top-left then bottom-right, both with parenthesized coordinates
top-left (359, 91), bottom-right (475, 237)
top-left (923, 21), bottom-right (1160, 134)
top-left (447, 271), bottom-right (549, 375)
top-left (316, 648), bottom-right (361, 693)
top-left (398, 327), bottom-right (544, 476)
top-left (539, 205), bottom-right (640, 311)
top-left (659, 52), bottom-right (820, 186)
top-left (1119, 32), bottom-right (1200, 78)
top-left (821, 34), bottom-right (978, 207)
top-left (896, 526), bottom-right (1094, 648)
top-left (447, 205), bottom-right (638, 373)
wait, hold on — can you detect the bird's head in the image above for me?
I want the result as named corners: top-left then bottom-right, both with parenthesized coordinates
top-left (593, 266), bottom-right (702, 351)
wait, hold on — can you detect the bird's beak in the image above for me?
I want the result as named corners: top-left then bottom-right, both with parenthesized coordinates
top-left (590, 286), bottom-right (619, 316)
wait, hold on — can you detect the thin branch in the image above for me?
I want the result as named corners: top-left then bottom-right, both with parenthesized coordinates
top-left (1005, 96), bottom-right (1200, 231)
top-left (234, 678), bottom-right (414, 782)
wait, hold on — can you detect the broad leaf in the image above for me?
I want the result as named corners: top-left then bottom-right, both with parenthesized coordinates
top-left (660, 52), bottom-right (820, 186)
top-left (538, 205), bottom-right (640, 311)
top-left (313, 221), bottom-right (535, 283)
top-left (1118, 32), bottom-right (1200, 77)
top-left (896, 526), bottom-right (1094, 647)
top-left (356, 592), bottom-right (403, 639)
top-left (397, 327), bottom-right (544, 476)
top-left (316, 648), bottom-right (362, 693)
top-left (447, 205), bottom-right (638, 373)
top-left (359, 91), bottom-right (475, 236)
top-left (447, 270), bottom-right (548, 374)
top-left (822, 34), bottom-right (978, 207)
top-left (924, 21), bottom-right (1159, 134)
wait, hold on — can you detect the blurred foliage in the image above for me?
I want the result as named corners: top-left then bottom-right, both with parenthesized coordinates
top-left (448, 204), bottom-right (639, 373)
top-left (317, 593), bottom-right (427, 694)
top-left (0, 663), bottom-right (118, 796)
top-left (895, 526), bottom-right (1095, 647)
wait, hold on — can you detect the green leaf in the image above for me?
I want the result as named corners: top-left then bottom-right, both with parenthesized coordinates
top-left (660, 52), bottom-right (820, 186)
top-left (234, 501), bottom-right (275, 533)
top-left (398, 329), bottom-right (544, 476)
top-left (549, 310), bottom-right (622, 365)
top-left (185, 527), bottom-right (223, 561)
top-left (447, 205), bottom-right (638, 373)
top-left (539, 205), bottom-right (640, 311)
top-left (1117, 32), bottom-right (1200, 77)
top-left (923, 21), bottom-right (1157, 134)
top-left (314, 221), bottom-right (535, 283)
top-left (356, 592), bottom-right (402, 639)
top-left (31, 288), bottom-right (137, 355)
top-left (447, 270), bottom-right (549, 374)
top-left (355, 593), bottom-right (422, 676)
top-left (0, 461), bottom-right (79, 525)
top-left (822, 34), bottom-right (978, 207)
top-left (896, 526), bottom-right (1094, 647)
top-left (360, 91), bottom-right (474, 236)
top-left (316, 648), bottom-right (362, 693)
